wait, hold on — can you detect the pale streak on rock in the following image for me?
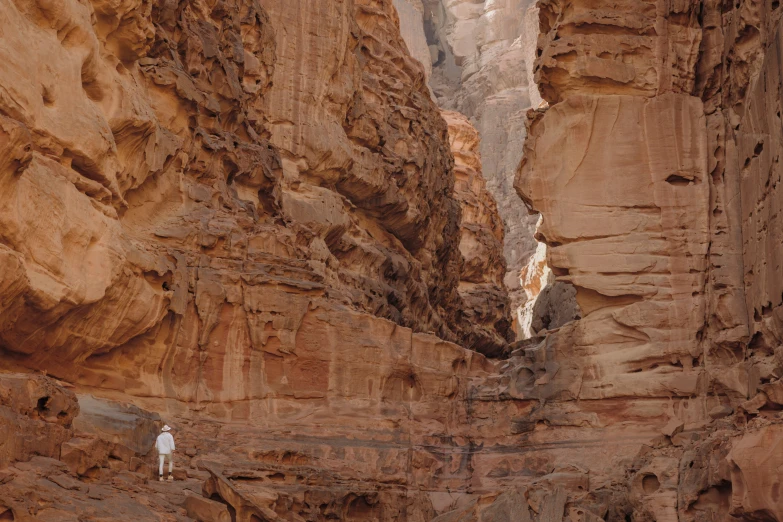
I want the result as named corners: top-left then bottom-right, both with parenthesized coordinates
top-left (397, 0), bottom-right (550, 333)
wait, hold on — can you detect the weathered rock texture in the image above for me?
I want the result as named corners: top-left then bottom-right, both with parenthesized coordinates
top-left (501, 0), bottom-right (783, 519)
top-left (394, 0), bottom-right (554, 335)
top-left (0, 0), bottom-right (511, 385)
top-left (0, 0), bottom-right (519, 519)
top-left (0, 373), bottom-right (78, 469)
top-left (444, 110), bottom-right (513, 355)
top-left (5, 0), bottom-right (783, 520)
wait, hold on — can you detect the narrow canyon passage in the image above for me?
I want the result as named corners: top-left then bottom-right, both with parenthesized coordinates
top-left (0, 0), bottom-right (782, 521)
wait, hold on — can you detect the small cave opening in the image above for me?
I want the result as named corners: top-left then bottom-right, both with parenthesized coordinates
top-left (80, 59), bottom-right (104, 102)
top-left (691, 481), bottom-right (733, 511)
top-left (36, 396), bottom-right (50, 413)
top-left (749, 331), bottom-right (771, 354)
top-left (642, 473), bottom-right (661, 494)
top-left (346, 495), bottom-right (378, 520)
top-left (381, 370), bottom-right (423, 402)
top-left (142, 270), bottom-right (173, 293)
top-left (666, 174), bottom-right (695, 186)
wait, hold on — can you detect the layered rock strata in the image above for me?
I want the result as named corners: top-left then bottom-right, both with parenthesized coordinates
top-left (0, 0), bottom-right (517, 519)
top-left (499, 0), bottom-right (783, 519)
top-left (0, 0), bottom-right (510, 394)
top-left (5, 0), bottom-right (783, 520)
top-left (0, 343), bottom-right (591, 521)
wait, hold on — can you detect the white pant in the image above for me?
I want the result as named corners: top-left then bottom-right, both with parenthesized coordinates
top-left (159, 453), bottom-right (173, 475)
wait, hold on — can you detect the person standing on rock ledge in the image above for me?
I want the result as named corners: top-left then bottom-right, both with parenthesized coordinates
top-left (156, 425), bottom-right (176, 482)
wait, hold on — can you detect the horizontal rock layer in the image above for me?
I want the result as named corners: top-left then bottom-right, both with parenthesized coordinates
top-left (4, 0), bottom-right (783, 519)
top-left (501, 0), bottom-right (783, 519)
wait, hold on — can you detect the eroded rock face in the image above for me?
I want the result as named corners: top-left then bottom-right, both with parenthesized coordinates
top-left (518, 91), bottom-right (710, 400)
top-left (0, 338), bottom-right (534, 521)
top-left (393, 0), bottom-right (549, 333)
top-left (0, 0), bottom-right (509, 385)
top-left (511, 0), bottom-right (711, 515)
top-left (727, 424), bottom-right (783, 519)
top-left (259, 0), bottom-right (471, 343)
top-left (4, 0), bottom-right (783, 520)
top-left (444, 110), bottom-right (513, 355)
top-left (0, 373), bottom-right (78, 469)
top-left (0, 0), bottom-right (517, 519)
top-left (501, 0), bottom-right (783, 519)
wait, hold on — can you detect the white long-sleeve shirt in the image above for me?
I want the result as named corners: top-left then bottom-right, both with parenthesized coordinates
top-left (156, 432), bottom-right (176, 454)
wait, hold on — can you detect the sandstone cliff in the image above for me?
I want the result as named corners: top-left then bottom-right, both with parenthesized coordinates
top-left (503, 0), bottom-right (783, 519)
top-left (0, 0), bottom-right (517, 519)
top-left (0, 0), bottom-right (511, 395)
top-left (3, 0), bottom-right (783, 520)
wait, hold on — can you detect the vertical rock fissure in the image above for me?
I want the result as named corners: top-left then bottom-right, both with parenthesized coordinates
top-left (394, 0), bottom-right (580, 340)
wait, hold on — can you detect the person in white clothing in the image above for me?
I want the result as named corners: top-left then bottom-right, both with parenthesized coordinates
top-left (156, 425), bottom-right (176, 481)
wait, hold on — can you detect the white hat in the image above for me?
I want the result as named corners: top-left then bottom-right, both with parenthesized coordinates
top-left (162, 425), bottom-right (171, 432)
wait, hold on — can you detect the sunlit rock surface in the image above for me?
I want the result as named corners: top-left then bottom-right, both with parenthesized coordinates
top-left (2, 0), bottom-right (783, 520)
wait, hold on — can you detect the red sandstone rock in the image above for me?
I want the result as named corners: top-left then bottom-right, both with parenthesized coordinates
top-left (0, 0), bottom-right (507, 384)
top-left (506, 0), bottom-right (783, 519)
top-left (0, 0), bottom-right (508, 517)
top-left (2, 0), bottom-right (783, 520)
top-left (0, 373), bottom-right (78, 468)
top-left (183, 492), bottom-right (232, 522)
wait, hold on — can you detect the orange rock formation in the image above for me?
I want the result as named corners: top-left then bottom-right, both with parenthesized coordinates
top-left (0, 0), bottom-right (512, 518)
top-left (1, 0), bottom-right (783, 520)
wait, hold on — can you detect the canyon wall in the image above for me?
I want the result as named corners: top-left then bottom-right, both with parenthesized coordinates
top-left (0, 0), bottom-right (511, 392)
top-left (394, 0), bottom-right (579, 338)
top-left (2, 0), bottom-right (783, 520)
top-left (0, 0), bottom-right (519, 519)
top-left (503, 0), bottom-right (783, 519)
